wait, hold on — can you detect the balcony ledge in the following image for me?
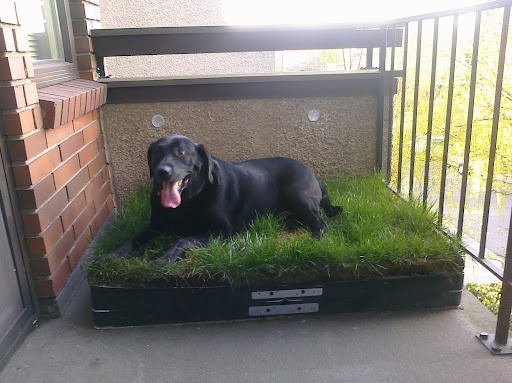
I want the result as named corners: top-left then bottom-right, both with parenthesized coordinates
top-left (99, 70), bottom-right (399, 104)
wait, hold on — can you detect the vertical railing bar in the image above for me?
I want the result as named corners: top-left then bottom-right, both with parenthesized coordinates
top-left (478, 5), bottom-right (510, 259)
top-left (386, 24), bottom-right (397, 182)
top-left (376, 27), bottom-right (387, 172)
top-left (366, 47), bottom-right (374, 69)
top-left (495, 200), bottom-right (512, 345)
top-left (493, 3), bottom-right (512, 349)
top-left (423, 17), bottom-right (440, 207)
top-left (96, 57), bottom-right (106, 77)
top-left (408, 20), bottom-right (423, 198)
top-left (396, 23), bottom-right (409, 194)
top-left (457, 11), bottom-right (482, 237)
top-left (438, 14), bottom-right (459, 225)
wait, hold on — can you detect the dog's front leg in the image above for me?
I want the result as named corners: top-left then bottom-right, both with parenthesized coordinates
top-left (111, 239), bottom-right (134, 257)
top-left (111, 228), bottom-right (160, 257)
top-left (160, 235), bottom-right (209, 261)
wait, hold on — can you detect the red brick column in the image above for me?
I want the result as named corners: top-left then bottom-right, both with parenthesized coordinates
top-left (70, 0), bottom-right (102, 80)
top-left (0, 0), bottom-right (114, 316)
top-left (0, 3), bottom-right (40, 134)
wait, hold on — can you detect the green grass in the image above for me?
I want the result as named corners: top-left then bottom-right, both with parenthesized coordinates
top-left (87, 174), bottom-right (464, 288)
top-left (466, 282), bottom-right (512, 328)
top-left (466, 283), bottom-right (501, 315)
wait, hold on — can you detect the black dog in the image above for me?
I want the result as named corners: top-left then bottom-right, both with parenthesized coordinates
top-left (115, 134), bottom-right (342, 261)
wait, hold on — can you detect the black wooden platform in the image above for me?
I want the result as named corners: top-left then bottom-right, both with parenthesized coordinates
top-left (90, 273), bottom-right (464, 328)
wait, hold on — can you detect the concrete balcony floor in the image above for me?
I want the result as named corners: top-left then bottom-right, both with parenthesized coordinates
top-left (1, 257), bottom-right (511, 383)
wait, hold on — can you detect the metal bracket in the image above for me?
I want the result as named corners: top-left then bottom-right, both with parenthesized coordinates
top-left (251, 288), bottom-right (323, 300)
top-left (249, 303), bottom-right (319, 317)
top-left (476, 333), bottom-right (512, 355)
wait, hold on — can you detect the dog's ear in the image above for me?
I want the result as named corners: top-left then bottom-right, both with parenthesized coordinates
top-left (147, 140), bottom-right (158, 178)
top-left (197, 144), bottom-right (215, 184)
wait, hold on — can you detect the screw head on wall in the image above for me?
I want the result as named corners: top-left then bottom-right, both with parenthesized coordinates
top-left (308, 109), bottom-right (320, 122)
top-left (151, 114), bottom-right (165, 128)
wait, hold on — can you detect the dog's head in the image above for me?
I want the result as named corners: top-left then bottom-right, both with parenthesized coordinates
top-left (147, 135), bottom-right (216, 208)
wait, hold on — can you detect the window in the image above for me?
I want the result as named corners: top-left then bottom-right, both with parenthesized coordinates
top-left (16, 0), bottom-right (77, 87)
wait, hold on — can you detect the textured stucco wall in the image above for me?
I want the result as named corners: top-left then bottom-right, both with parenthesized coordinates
top-left (102, 96), bottom-right (379, 203)
top-left (100, 0), bottom-right (275, 77)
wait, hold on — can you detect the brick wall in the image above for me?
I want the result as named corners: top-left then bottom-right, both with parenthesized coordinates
top-left (0, 0), bottom-right (113, 315)
top-left (71, 0), bottom-right (102, 80)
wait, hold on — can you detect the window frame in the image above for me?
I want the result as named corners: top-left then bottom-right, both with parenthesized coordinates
top-left (29, 0), bottom-right (79, 88)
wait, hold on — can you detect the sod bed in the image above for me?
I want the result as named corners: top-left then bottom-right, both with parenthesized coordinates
top-left (87, 174), bottom-right (464, 288)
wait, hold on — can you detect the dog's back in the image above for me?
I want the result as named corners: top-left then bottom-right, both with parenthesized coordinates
top-left (215, 157), bottom-right (341, 233)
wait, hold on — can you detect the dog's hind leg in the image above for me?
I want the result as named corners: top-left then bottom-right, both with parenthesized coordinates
top-left (319, 182), bottom-right (343, 217)
top-left (285, 195), bottom-right (328, 238)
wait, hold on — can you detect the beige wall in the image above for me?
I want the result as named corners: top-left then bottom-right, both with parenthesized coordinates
top-left (99, 1), bottom-right (390, 204)
top-left (102, 96), bottom-right (379, 202)
top-left (100, 0), bottom-right (275, 77)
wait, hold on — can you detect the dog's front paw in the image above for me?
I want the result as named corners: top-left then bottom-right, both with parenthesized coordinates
top-left (158, 246), bottom-right (184, 262)
top-left (158, 236), bottom-right (209, 262)
top-left (311, 224), bottom-right (327, 239)
top-left (110, 239), bottom-right (134, 258)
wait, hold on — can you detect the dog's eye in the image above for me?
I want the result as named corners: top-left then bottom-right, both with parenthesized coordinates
top-left (177, 149), bottom-right (186, 156)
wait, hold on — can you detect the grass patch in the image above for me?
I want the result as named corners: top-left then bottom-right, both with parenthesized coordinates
top-left (87, 174), bottom-right (464, 288)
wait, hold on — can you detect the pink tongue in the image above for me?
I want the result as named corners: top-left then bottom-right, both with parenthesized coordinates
top-left (161, 181), bottom-right (181, 208)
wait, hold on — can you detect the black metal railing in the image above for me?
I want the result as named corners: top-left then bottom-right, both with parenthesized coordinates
top-left (381, 0), bottom-right (512, 354)
top-left (91, 25), bottom-right (402, 77)
top-left (91, 25), bottom-right (402, 105)
top-left (90, 0), bottom-right (511, 354)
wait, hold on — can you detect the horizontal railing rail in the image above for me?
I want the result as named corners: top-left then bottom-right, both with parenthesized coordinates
top-left (90, 25), bottom-right (403, 77)
top-left (99, 71), bottom-right (398, 103)
top-left (90, 24), bottom-right (402, 55)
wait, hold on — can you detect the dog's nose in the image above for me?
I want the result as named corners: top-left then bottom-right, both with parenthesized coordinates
top-left (157, 164), bottom-right (172, 178)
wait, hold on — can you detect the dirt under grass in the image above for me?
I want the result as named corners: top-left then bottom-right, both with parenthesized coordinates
top-left (87, 174), bottom-right (464, 288)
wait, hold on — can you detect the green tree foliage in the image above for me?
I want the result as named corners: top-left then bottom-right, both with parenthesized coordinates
top-left (392, 10), bottom-right (511, 203)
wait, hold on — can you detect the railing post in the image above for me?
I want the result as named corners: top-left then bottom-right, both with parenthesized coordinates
top-left (478, 5), bottom-right (510, 259)
top-left (366, 47), bottom-right (374, 69)
top-left (376, 27), bottom-right (387, 172)
top-left (96, 56), bottom-right (106, 78)
top-left (385, 24), bottom-right (397, 182)
top-left (477, 203), bottom-right (512, 354)
top-left (437, 14), bottom-right (458, 226)
top-left (408, 20), bottom-right (422, 199)
top-left (422, 17), bottom-right (439, 207)
top-left (495, 207), bottom-right (512, 345)
top-left (396, 23), bottom-right (409, 194)
top-left (475, 4), bottom-right (512, 355)
top-left (457, 11), bottom-right (482, 237)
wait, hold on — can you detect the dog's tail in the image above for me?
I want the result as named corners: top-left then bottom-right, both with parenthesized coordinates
top-left (319, 182), bottom-right (343, 217)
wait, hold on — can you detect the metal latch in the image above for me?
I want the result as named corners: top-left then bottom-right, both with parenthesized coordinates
top-left (249, 303), bottom-right (319, 316)
top-left (251, 288), bottom-right (323, 300)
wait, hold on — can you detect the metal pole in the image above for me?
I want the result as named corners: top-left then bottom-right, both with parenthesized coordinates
top-left (438, 14), bottom-right (458, 226)
top-left (495, 204), bottom-right (512, 346)
top-left (376, 27), bottom-right (387, 172)
top-left (476, 5), bottom-right (512, 355)
top-left (423, 18), bottom-right (439, 207)
top-left (478, 5), bottom-right (510, 259)
top-left (457, 11), bottom-right (482, 237)
top-left (386, 24), bottom-right (397, 182)
top-left (396, 24), bottom-right (409, 194)
top-left (408, 20), bottom-right (422, 199)
top-left (366, 47), bottom-right (374, 69)
top-left (486, 6), bottom-right (512, 345)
